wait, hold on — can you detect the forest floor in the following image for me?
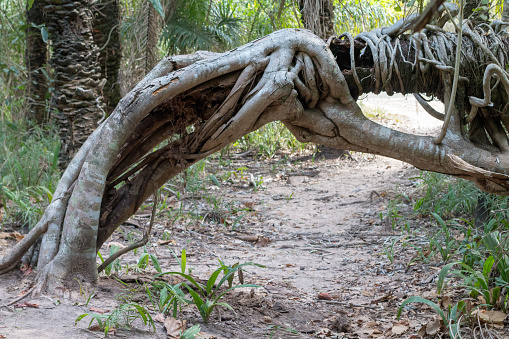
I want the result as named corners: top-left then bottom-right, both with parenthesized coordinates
top-left (0, 95), bottom-right (507, 338)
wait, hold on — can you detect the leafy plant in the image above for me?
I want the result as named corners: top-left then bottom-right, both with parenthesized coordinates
top-left (431, 213), bottom-right (458, 263)
top-left (0, 120), bottom-right (60, 229)
top-left (483, 232), bottom-right (509, 285)
top-left (136, 248), bottom-right (162, 273)
top-left (161, 0), bottom-right (244, 55)
top-left (75, 302), bottom-right (155, 337)
top-left (233, 121), bottom-right (308, 158)
top-left (159, 261), bottom-right (264, 323)
top-left (398, 296), bottom-right (468, 338)
top-left (407, 242), bottom-right (434, 265)
top-left (413, 172), bottom-right (478, 219)
top-left (383, 237), bottom-right (398, 264)
top-left (380, 192), bottom-right (409, 231)
top-left (146, 281), bottom-right (190, 318)
top-left (98, 244), bottom-right (122, 276)
top-left (170, 248), bottom-right (187, 274)
top-left (336, 0), bottom-right (399, 35)
top-left (437, 259), bottom-right (500, 309)
top-left (180, 324), bottom-right (201, 339)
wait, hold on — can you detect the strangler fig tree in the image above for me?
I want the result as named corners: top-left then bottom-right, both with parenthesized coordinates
top-left (3, 5), bottom-right (509, 294)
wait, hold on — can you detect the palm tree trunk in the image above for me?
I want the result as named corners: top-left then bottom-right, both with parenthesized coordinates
top-left (144, 1), bottom-right (160, 73)
top-left (92, 0), bottom-right (122, 114)
top-left (25, 0), bottom-right (49, 124)
top-left (465, 0), bottom-right (489, 25)
top-left (43, 0), bottom-right (106, 169)
top-left (503, 0), bottom-right (509, 23)
top-left (118, 0), bottom-right (162, 95)
top-left (298, 0), bottom-right (335, 39)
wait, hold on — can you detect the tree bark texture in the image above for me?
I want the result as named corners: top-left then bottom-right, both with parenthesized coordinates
top-left (465, 0), bottom-right (489, 25)
top-left (25, 0), bottom-right (49, 124)
top-left (92, 0), bottom-right (122, 114)
top-left (4, 14), bottom-right (509, 292)
top-left (44, 0), bottom-right (106, 169)
top-left (298, 0), bottom-right (335, 39)
top-left (118, 0), bottom-right (162, 96)
top-left (503, 0), bottom-right (509, 23)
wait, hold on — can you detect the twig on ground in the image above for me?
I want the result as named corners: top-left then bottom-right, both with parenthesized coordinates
top-left (0, 285), bottom-right (36, 308)
top-left (317, 299), bottom-right (378, 309)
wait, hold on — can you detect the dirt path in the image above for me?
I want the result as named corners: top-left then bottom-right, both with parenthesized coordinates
top-left (0, 154), bottom-right (438, 338)
top-left (2, 95), bottom-right (499, 338)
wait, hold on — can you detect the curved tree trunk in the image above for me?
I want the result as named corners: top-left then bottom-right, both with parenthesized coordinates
top-left (25, 0), bottom-right (49, 124)
top-left (44, 0), bottom-right (106, 169)
top-left (3, 12), bottom-right (509, 293)
top-left (298, 0), bottom-right (337, 158)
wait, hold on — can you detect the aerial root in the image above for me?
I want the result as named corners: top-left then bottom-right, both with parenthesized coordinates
top-left (301, 53), bottom-right (319, 108)
top-left (335, 33), bottom-right (362, 95)
top-left (469, 64), bottom-right (509, 108)
top-left (0, 285), bottom-right (36, 308)
top-left (413, 93), bottom-right (444, 121)
top-left (344, 3), bottom-right (509, 148)
top-left (199, 59), bottom-right (294, 152)
top-left (434, 0), bottom-right (464, 145)
top-left (193, 42), bottom-right (340, 155)
top-left (463, 24), bottom-right (502, 68)
top-left (0, 213), bottom-right (53, 273)
top-left (480, 108), bottom-right (509, 153)
top-left (195, 58), bottom-right (269, 146)
top-left (348, 6), bottom-right (509, 152)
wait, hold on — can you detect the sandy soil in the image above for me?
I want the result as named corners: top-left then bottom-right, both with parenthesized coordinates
top-left (0, 95), bottom-right (507, 338)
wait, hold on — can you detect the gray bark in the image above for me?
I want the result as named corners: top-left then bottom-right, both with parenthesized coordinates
top-left (3, 23), bottom-right (509, 293)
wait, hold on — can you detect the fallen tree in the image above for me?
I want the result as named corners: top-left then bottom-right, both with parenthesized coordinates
top-left (3, 5), bottom-right (509, 294)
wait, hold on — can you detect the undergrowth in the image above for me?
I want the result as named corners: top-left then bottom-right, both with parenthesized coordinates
top-left (386, 171), bottom-right (509, 337)
top-left (230, 121), bottom-right (310, 158)
top-left (0, 118), bottom-right (60, 230)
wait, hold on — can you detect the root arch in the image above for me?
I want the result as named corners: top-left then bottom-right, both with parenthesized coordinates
top-left (3, 13), bottom-right (509, 291)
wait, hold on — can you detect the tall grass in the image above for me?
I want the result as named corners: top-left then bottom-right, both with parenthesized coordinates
top-left (0, 0), bottom-right (27, 121)
top-left (413, 172), bottom-right (479, 218)
top-left (335, 0), bottom-right (400, 35)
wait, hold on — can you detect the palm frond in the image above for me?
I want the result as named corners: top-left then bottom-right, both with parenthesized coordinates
top-left (162, 0), bottom-right (245, 55)
top-left (119, 0), bottom-right (165, 94)
top-left (211, 2), bottom-right (244, 49)
top-left (161, 18), bottom-right (215, 54)
top-left (176, 0), bottom-right (209, 23)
